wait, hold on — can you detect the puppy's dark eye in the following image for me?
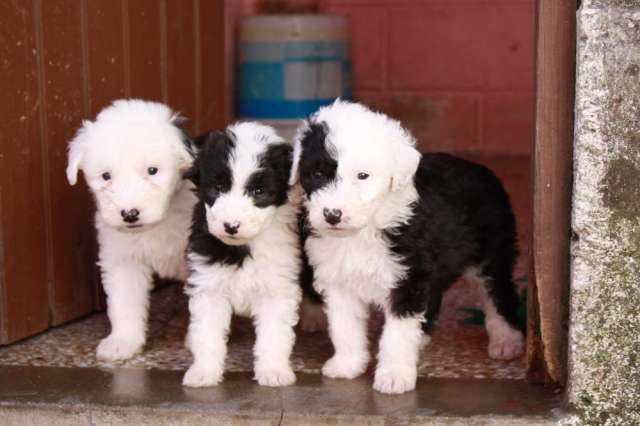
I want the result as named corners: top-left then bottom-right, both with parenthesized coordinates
top-left (102, 172), bottom-right (111, 181)
top-left (357, 172), bottom-right (370, 180)
top-left (147, 167), bottom-right (158, 176)
top-left (251, 187), bottom-right (264, 196)
top-left (313, 171), bottom-right (324, 179)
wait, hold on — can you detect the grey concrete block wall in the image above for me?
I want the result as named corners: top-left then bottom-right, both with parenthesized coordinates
top-left (569, 0), bottom-right (640, 424)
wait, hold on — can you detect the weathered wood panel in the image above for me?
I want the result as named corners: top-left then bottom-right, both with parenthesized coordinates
top-left (127, 0), bottom-right (163, 102)
top-left (86, 0), bottom-right (127, 115)
top-left (528, 0), bottom-right (576, 385)
top-left (198, 0), bottom-right (226, 133)
top-left (0, 0), bottom-right (50, 343)
top-left (39, 0), bottom-right (96, 325)
top-left (166, 0), bottom-right (197, 134)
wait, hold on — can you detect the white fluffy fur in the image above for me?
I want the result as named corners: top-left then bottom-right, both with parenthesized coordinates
top-left (183, 123), bottom-right (301, 388)
top-left (67, 99), bottom-right (196, 362)
top-left (292, 100), bottom-right (425, 394)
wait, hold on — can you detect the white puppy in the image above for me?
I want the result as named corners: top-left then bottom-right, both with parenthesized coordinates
top-left (182, 123), bottom-right (301, 388)
top-left (66, 99), bottom-right (196, 362)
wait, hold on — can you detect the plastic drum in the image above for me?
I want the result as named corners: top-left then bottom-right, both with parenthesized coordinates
top-left (236, 15), bottom-right (351, 121)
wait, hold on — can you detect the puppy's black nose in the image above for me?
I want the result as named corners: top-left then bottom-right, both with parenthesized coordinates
top-left (224, 222), bottom-right (240, 235)
top-left (121, 209), bottom-right (140, 223)
top-left (323, 208), bottom-right (342, 225)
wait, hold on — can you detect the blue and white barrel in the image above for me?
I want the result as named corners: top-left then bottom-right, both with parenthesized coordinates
top-left (237, 15), bottom-right (351, 137)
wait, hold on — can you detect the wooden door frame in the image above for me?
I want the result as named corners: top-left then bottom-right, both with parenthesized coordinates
top-left (528, 0), bottom-right (577, 385)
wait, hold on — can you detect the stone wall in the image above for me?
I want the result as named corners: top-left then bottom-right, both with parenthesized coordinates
top-left (570, 0), bottom-right (640, 424)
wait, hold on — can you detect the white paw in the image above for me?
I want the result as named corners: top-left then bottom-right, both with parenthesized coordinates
top-left (96, 335), bottom-right (143, 362)
top-left (322, 354), bottom-right (368, 379)
top-left (488, 329), bottom-right (525, 360)
top-left (299, 300), bottom-right (328, 333)
top-left (182, 364), bottom-right (223, 387)
top-left (373, 367), bottom-right (417, 394)
top-left (254, 366), bottom-right (296, 387)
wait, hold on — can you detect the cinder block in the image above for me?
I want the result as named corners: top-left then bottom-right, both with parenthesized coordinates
top-left (389, 3), bottom-right (535, 91)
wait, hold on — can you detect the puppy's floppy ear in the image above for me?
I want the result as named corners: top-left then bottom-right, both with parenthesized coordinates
top-left (181, 150), bottom-right (199, 186)
top-left (390, 137), bottom-right (421, 192)
top-left (171, 116), bottom-right (197, 174)
top-left (265, 143), bottom-right (293, 186)
top-left (289, 119), bottom-right (322, 186)
top-left (189, 130), bottom-right (211, 152)
top-left (182, 131), bottom-right (213, 186)
top-left (66, 120), bottom-right (92, 186)
top-left (183, 130), bottom-right (230, 186)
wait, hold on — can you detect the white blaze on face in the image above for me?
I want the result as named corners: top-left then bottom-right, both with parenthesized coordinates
top-left (204, 123), bottom-right (282, 245)
top-left (307, 152), bottom-right (393, 233)
top-left (300, 101), bottom-right (421, 235)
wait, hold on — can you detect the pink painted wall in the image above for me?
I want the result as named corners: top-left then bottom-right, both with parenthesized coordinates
top-left (226, 0), bottom-right (535, 155)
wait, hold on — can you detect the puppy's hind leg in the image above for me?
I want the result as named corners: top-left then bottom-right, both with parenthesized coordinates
top-left (183, 289), bottom-right (232, 387)
top-left (97, 261), bottom-right (152, 362)
top-left (467, 266), bottom-right (524, 360)
top-left (252, 295), bottom-right (299, 386)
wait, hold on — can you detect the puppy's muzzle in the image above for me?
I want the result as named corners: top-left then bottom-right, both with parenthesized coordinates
top-left (323, 208), bottom-right (342, 225)
top-left (223, 221), bottom-right (240, 235)
top-left (121, 208), bottom-right (140, 224)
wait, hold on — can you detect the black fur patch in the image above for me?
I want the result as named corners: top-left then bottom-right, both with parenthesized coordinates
top-left (384, 153), bottom-right (521, 333)
top-left (296, 125), bottom-right (326, 303)
top-left (184, 131), bottom-right (235, 198)
top-left (245, 143), bottom-right (293, 208)
top-left (298, 207), bottom-right (323, 304)
top-left (298, 122), bottom-right (337, 196)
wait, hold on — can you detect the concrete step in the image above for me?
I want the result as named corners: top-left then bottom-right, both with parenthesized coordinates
top-left (0, 366), bottom-right (564, 425)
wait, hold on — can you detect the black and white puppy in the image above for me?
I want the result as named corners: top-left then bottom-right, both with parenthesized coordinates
top-left (182, 123), bottom-right (301, 387)
top-left (291, 100), bottom-right (525, 394)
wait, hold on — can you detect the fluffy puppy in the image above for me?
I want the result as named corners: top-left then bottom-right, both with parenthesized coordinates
top-left (182, 123), bottom-right (301, 388)
top-left (66, 99), bottom-right (196, 362)
top-left (291, 100), bottom-right (525, 394)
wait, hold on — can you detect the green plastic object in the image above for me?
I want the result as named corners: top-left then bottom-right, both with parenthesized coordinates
top-left (460, 287), bottom-right (527, 332)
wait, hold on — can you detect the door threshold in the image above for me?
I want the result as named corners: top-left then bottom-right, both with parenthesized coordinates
top-left (0, 365), bottom-right (564, 425)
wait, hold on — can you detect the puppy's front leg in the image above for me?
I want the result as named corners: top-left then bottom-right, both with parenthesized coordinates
top-left (183, 289), bottom-right (232, 387)
top-left (252, 296), bottom-right (298, 386)
top-left (97, 262), bottom-right (152, 362)
top-left (321, 287), bottom-right (370, 379)
top-left (373, 313), bottom-right (425, 394)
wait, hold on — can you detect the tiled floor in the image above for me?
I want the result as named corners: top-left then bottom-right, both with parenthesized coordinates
top-left (0, 156), bottom-right (531, 381)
